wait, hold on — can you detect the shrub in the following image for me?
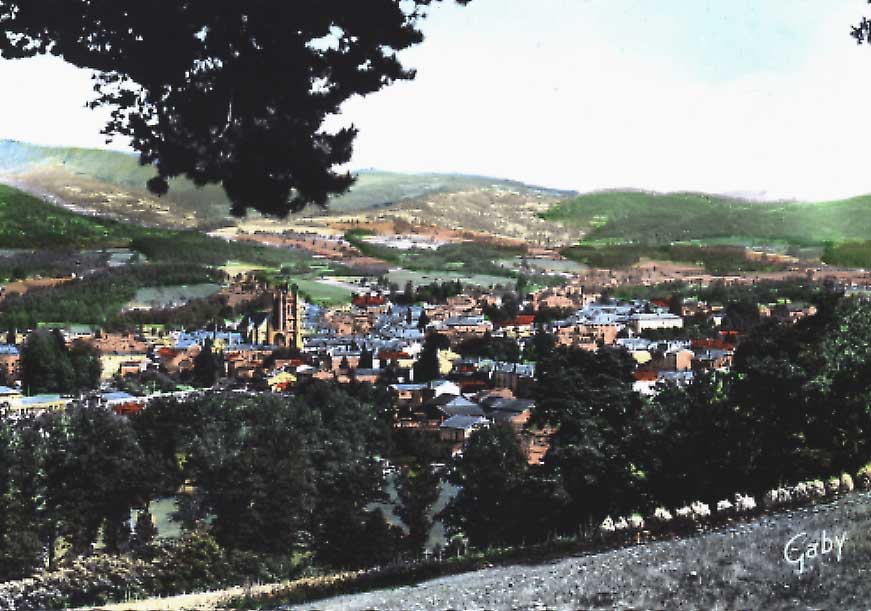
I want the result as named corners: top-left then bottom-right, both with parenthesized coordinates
top-left (690, 501), bottom-right (711, 521)
top-left (791, 482), bottom-right (810, 503)
top-left (807, 480), bottom-right (826, 499)
top-left (840, 473), bottom-right (855, 493)
top-left (733, 493), bottom-right (757, 514)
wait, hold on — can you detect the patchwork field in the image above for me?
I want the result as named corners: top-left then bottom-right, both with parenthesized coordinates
top-left (127, 284), bottom-right (222, 310)
top-left (384, 269), bottom-right (515, 290)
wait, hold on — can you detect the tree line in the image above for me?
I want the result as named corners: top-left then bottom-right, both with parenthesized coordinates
top-left (0, 264), bottom-right (225, 329)
top-left (445, 292), bottom-right (871, 548)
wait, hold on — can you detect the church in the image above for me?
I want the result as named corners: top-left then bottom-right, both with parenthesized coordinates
top-left (242, 283), bottom-right (303, 349)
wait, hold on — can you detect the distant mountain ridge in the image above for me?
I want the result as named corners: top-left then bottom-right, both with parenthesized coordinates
top-left (0, 140), bottom-right (576, 229)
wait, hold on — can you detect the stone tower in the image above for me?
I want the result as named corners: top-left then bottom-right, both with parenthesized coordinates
top-left (269, 283), bottom-right (302, 349)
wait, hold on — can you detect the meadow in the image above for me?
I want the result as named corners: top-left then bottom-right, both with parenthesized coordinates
top-left (345, 230), bottom-right (524, 279)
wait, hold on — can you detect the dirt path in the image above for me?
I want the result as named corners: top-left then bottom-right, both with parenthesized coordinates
top-left (77, 582), bottom-right (290, 611)
top-left (279, 492), bottom-right (871, 611)
top-left (78, 492), bottom-right (871, 611)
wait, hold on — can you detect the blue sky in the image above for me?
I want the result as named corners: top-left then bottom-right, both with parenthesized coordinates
top-left (1, 1), bottom-right (870, 200)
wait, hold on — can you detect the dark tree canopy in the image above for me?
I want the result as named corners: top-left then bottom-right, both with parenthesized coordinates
top-left (0, 1), bottom-right (469, 217)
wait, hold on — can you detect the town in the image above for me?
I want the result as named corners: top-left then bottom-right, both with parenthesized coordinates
top-left (0, 264), bottom-right (838, 463)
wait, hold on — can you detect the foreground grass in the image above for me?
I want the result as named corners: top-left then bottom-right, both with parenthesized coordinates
top-left (226, 491), bottom-right (871, 611)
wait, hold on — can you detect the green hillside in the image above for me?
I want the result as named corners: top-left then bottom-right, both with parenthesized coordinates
top-left (0, 184), bottom-right (307, 269)
top-left (0, 140), bottom-right (573, 225)
top-left (543, 190), bottom-right (871, 246)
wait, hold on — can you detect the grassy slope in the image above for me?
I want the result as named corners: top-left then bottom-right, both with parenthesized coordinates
top-left (544, 190), bottom-right (871, 246)
top-left (0, 184), bottom-right (306, 269)
top-left (0, 182), bottom-right (137, 249)
top-left (266, 492), bottom-right (871, 611)
top-left (0, 140), bottom-right (574, 223)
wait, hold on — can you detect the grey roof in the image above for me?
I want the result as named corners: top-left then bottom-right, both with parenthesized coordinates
top-left (354, 368), bottom-right (383, 376)
top-left (483, 397), bottom-right (534, 414)
top-left (102, 392), bottom-right (139, 403)
top-left (428, 394), bottom-right (478, 409)
top-left (442, 404), bottom-right (486, 418)
top-left (440, 415), bottom-right (488, 430)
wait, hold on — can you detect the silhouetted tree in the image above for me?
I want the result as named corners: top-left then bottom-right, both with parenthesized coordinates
top-left (192, 338), bottom-right (220, 388)
top-left (396, 465), bottom-right (440, 556)
top-left (417, 310), bottom-right (430, 331)
top-left (534, 347), bottom-right (645, 527)
top-left (413, 332), bottom-right (450, 383)
top-left (20, 330), bottom-right (98, 395)
top-left (0, 1), bottom-right (471, 217)
top-left (444, 423), bottom-right (566, 548)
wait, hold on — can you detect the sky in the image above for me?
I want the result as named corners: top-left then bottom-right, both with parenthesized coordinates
top-left (1, 1), bottom-right (871, 201)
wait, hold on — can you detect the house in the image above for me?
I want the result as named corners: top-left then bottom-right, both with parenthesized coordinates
top-left (439, 415), bottom-right (489, 455)
top-left (421, 394), bottom-right (485, 421)
top-left (0, 344), bottom-right (20, 382)
top-left (482, 397), bottom-right (534, 433)
top-left (102, 391), bottom-right (147, 415)
top-left (10, 394), bottom-right (71, 415)
top-left (499, 315), bottom-right (536, 338)
top-left (440, 316), bottom-right (493, 340)
top-left (0, 385), bottom-right (22, 411)
top-left (100, 353), bottom-right (150, 381)
top-left (351, 368), bottom-right (383, 384)
top-left (352, 293), bottom-right (388, 311)
top-left (91, 333), bottom-right (150, 381)
top-left (633, 370), bottom-right (659, 396)
top-left (489, 362), bottom-right (535, 394)
top-left (629, 312), bottom-right (684, 332)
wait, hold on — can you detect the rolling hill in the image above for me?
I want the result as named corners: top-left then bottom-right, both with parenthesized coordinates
top-left (543, 189), bottom-right (871, 246)
top-left (0, 140), bottom-right (575, 230)
top-left (0, 183), bottom-right (309, 269)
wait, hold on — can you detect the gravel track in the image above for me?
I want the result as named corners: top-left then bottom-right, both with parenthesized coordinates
top-left (282, 492), bottom-right (871, 611)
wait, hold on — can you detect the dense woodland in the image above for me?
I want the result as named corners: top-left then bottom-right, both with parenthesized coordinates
top-left (0, 264), bottom-right (225, 329)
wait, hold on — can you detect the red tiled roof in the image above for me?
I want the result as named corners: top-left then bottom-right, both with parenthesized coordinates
top-left (633, 370), bottom-right (658, 382)
top-left (353, 294), bottom-right (386, 307)
top-left (501, 315), bottom-right (535, 328)
top-left (691, 338), bottom-right (735, 352)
